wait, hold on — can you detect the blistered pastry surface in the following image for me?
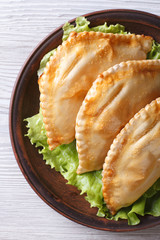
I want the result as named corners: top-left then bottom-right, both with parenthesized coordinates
top-left (76, 60), bottom-right (160, 174)
top-left (39, 31), bottom-right (153, 150)
top-left (102, 98), bottom-right (160, 215)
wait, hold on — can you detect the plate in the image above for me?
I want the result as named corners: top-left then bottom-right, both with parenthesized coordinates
top-left (9, 9), bottom-right (160, 232)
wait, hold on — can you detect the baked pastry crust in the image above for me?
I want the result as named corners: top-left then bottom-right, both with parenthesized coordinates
top-left (102, 98), bottom-right (160, 215)
top-left (76, 60), bottom-right (160, 174)
top-left (39, 31), bottom-right (152, 150)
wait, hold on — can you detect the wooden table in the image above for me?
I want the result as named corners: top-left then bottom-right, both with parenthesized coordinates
top-left (1, 0), bottom-right (160, 239)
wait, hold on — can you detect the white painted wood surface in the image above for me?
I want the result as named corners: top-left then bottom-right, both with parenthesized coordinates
top-left (0, 0), bottom-right (160, 239)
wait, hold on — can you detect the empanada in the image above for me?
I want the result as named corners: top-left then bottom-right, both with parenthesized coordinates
top-left (39, 31), bottom-right (152, 150)
top-left (102, 98), bottom-right (160, 215)
top-left (76, 60), bottom-right (160, 174)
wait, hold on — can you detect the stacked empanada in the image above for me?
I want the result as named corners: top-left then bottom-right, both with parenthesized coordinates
top-left (103, 97), bottom-right (160, 214)
top-left (39, 31), bottom-right (152, 150)
top-left (76, 60), bottom-right (160, 174)
top-left (39, 31), bottom-right (160, 215)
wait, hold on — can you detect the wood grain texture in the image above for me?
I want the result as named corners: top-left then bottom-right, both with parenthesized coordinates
top-left (0, 0), bottom-right (160, 239)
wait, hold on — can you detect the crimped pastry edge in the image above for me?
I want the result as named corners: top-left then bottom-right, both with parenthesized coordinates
top-left (102, 97), bottom-right (160, 215)
top-left (39, 31), bottom-right (153, 150)
top-left (76, 59), bottom-right (160, 174)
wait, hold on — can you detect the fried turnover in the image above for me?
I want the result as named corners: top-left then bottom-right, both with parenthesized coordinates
top-left (76, 60), bottom-right (160, 174)
top-left (39, 31), bottom-right (152, 150)
top-left (102, 98), bottom-right (160, 215)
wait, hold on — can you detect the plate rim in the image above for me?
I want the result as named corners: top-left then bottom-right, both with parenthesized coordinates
top-left (9, 9), bottom-right (160, 232)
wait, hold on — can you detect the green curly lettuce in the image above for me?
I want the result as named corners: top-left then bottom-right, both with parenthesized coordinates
top-left (147, 41), bottom-right (160, 60)
top-left (62, 16), bottom-right (126, 41)
top-left (26, 17), bottom-right (160, 226)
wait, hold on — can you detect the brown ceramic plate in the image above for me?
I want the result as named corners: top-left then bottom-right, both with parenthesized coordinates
top-left (9, 9), bottom-right (160, 232)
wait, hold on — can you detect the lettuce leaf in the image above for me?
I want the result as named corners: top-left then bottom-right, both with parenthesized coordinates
top-left (26, 17), bottom-right (160, 226)
top-left (63, 16), bottom-right (126, 41)
top-left (147, 41), bottom-right (160, 60)
top-left (37, 49), bottom-right (56, 77)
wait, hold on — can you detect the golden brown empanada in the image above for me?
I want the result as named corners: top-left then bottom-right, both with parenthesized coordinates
top-left (39, 31), bottom-right (152, 150)
top-left (102, 98), bottom-right (160, 215)
top-left (76, 60), bottom-right (160, 174)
